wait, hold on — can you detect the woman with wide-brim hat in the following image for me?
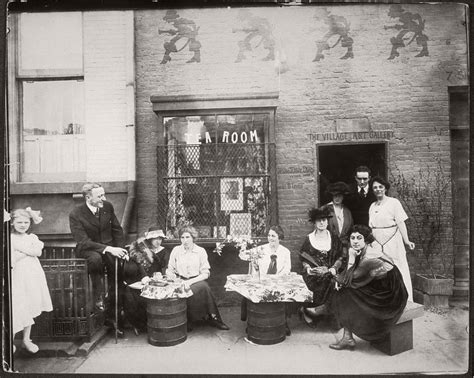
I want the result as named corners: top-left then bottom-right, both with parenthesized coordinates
top-left (298, 206), bottom-right (346, 328)
top-left (323, 181), bottom-right (354, 256)
top-left (122, 226), bottom-right (171, 334)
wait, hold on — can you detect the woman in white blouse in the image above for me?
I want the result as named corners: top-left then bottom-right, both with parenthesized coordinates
top-left (167, 226), bottom-right (229, 331)
top-left (255, 225), bottom-right (291, 275)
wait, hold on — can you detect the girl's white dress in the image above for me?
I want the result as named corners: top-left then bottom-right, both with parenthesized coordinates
top-left (369, 196), bottom-right (413, 301)
top-left (11, 233), bottom-right (53, 334)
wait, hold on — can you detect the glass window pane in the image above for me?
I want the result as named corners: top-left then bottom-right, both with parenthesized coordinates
top-left (165, 115), bottom-right (215, 145)
top-left (165, 115), bottom-right (216, 176)
top-left (216, 114), bottom-right (266, 144)
top-left (22, 80), bottom-right (85, 175)
top-left (23, 80), bottom-right (84, 136)
top-left (19, 12), bottom-right (83, 71)
top-left (217, 114), bottom-right (267, 174)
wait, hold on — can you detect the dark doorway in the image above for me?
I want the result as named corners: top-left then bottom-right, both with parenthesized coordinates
top-left (318, 143), bottom-right (387, 205)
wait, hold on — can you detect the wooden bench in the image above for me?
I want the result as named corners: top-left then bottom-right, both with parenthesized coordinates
top-left (371, 301), bottom-right (424, 356)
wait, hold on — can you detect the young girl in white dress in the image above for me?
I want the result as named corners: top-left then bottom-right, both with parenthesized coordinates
top-left (10, 208), bottom-right (52, 353)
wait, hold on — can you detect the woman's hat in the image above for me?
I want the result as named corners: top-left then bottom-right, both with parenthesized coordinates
top-left (145, 226), bottom-right (167, 240)
top-left (308, 206), bottom-right (333, 223)
top-left (325, 181), bottom-right (350, 196)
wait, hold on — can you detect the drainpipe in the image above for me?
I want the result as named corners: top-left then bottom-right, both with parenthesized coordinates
top-left (121, 10), bottom-right (136, 240)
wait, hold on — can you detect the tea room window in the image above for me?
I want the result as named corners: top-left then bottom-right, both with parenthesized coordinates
top-left (152, 94), bottom-right (279, 241)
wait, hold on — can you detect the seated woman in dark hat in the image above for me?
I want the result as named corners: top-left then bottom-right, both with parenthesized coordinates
top-left (329, 224), bottom-right (408, 350)
top-left (299, 207), bottom-right (346, 328)
top-left (323, 181), bottom-right (354, 257)
top-left (166, 226), bottom-right (229, 331)
top-left (122, 226), bottom-right (170, 334)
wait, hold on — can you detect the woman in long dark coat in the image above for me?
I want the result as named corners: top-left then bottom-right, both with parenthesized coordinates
top-left (329, 224), bottom-right (408, 350)
top-left (299, 206), bottom-right (345, 327)
top-left (122, 227), bottom-right (170, 333)
top-left (323, 181), bottom-right (354, 257)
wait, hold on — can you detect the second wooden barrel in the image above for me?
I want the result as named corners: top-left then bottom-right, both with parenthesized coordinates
top-left (147, 297), bottom-right (187, 346)
top-left (246, 300), bottom-right (286, 345)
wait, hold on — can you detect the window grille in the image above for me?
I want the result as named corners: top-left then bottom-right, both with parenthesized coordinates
top-left (157, 143), bottom-right (276, 240)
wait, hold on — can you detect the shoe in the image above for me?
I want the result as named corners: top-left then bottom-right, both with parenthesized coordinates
top-left (329, 337), bottom-right (356, 351)
top-left (285, 323), bottom-right (291, 336)
top-left (298, 307), bottom-right (317, 328)
top-left (305, 304), bottom-right (327, 318)
top-left (208, 315), bottom-right (230, 330)
top-left (22, 340), bottom-right (39, 354)
top-left (104, 319), bottom-right (124, 337)
top-left (95, 297), bottom-right (105, 312)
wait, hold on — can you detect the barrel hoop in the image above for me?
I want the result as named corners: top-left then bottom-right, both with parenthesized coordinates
top-left (247, 334), bottom-right (286, 345)
top-left (147, 312), bottom-right (187, 320)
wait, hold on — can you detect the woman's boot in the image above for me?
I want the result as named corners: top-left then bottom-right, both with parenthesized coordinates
top-left (329, 328), bottom-right (356, 350)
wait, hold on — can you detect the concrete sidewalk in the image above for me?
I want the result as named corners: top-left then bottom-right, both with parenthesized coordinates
top-left (12, 300), bottom-right (470, 375)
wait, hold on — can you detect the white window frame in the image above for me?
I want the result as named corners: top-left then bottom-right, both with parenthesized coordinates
top-left (9, 12), bottom-right (86, 183)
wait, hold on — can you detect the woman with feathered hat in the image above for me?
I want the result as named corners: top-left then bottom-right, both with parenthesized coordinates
top-left (122, 226), bottom-right (170, 334)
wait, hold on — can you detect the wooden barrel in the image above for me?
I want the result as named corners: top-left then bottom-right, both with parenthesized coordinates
top-left (246, 300), bottom-right (286, 345)
top-left (147, 298), bottom-right (187, 346)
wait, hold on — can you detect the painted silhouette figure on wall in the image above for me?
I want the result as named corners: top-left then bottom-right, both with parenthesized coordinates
top-left (385, 4), bottom-right (429, 60)
top-left (233, 10), bottom-right (275, 63)
top-left (159, 10), bottom-right (201, 64)
top-left (313, 9), bottom-right (354, 62)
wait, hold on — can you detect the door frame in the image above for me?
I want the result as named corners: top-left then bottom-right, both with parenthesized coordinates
top-left (313, 140), bottom-right (390, 206)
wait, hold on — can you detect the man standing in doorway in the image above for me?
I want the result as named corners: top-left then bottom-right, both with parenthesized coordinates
top-left (69, 183), bottom-right (128, 333)
top-left (345, 166), bottom-right (376, 226)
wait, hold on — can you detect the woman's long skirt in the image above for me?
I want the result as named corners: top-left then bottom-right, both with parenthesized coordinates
top-left (302, 272), bottom-right (334, 306)
top-left (331, 266), bottom-right (408, 341)
top-left (187, 281), bottom-right (220, 322)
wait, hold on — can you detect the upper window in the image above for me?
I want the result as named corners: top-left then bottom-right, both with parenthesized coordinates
top-left (15, 12), bottom-right (85, 182)
top-left (18, 12), bottom-right (83, 76)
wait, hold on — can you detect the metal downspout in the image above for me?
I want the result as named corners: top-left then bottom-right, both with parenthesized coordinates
top-left (121, 11), bottom-right (136, 240)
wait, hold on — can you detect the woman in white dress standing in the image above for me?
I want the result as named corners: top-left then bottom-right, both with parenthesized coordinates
top-left (369, 176), bottom-right (415, 301)
top-left (10, 208), bottom-right (53, 353)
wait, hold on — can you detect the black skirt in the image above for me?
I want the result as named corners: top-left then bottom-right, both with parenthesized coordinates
top-left (331, 266), bottom-right (408, 341)
top-left (187, 280), bottom-right (220, 322)
top-left (302, 272), bottom-right (334, 306)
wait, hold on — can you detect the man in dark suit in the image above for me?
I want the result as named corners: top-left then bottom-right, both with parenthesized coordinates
top-left (345, 166), bottom-right (376, 226)
top-left (69, 183), bottom-right (128, 331)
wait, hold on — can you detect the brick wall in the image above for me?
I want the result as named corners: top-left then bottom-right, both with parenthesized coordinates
top-left (134, 4), bottom-right (468, 283)
top-left (83, 11), bottom-right (134, 182)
